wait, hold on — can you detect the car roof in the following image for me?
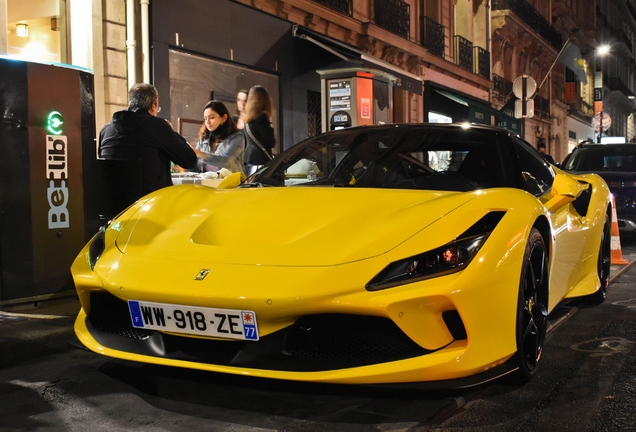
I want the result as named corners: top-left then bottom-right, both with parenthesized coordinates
top-left (321, 122), bottom-right (517, 134)
top-left (562, 142), bottom-right (636, 171)
top-left (572, 143), bottom-right (635, 151)
top-left (317, 123), bottom-right (521, 143)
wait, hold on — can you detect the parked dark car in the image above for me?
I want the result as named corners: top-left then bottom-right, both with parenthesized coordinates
top-left (562, 142), bottom-right (636, 233)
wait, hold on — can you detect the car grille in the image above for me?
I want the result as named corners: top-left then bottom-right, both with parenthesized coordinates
top-left (281, 314), bottom-right (427, 360)
top-left (89, 292), bottom-right (153, 340)
top-left (85, 292), bottom-right (433, 372)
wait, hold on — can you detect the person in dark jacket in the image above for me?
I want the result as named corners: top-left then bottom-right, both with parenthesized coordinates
top-left (98, 83), bottom-right (197, 196)
top-left (243, 85), bottom-right (275, 175)
top-left (537, 141), bottom-right (556, 165)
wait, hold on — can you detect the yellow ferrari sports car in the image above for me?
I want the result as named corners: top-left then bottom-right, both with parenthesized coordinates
top-left (72, 123), bottom-right (611, 387)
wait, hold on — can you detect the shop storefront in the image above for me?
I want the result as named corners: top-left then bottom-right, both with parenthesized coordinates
top-left (567, 115), bottom-right (595, 154)
top-left (166, 50), bottom-right (281, 150)
top-left (2, 0), bottom-right (68, 64)
top-left (150, 0), bottom-right (423, 151)
top-left (424, 82), bottom-right (522, 135)
top-left (150, 0), bottom-right (289, 150)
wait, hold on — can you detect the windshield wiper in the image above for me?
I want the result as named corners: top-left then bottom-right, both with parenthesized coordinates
top-left (238, 182), bottom-right (267, 188)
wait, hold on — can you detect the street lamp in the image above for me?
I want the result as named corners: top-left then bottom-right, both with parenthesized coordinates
top-left (595, 44), bottom-right (610, 143)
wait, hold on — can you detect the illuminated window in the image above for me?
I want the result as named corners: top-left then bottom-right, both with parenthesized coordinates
top-left (16, 23), bottom-right (28, 37)
top-left (8, 0), bottom-right (67, 63)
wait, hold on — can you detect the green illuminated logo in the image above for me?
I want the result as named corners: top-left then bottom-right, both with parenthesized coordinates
top-left (47, 111), bottom-right (64, 135)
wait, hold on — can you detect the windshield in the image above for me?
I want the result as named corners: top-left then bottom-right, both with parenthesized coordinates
top-left (245, 125), bottom-right (506, 191)
top-left (563, 146), bottom-right (636, 172)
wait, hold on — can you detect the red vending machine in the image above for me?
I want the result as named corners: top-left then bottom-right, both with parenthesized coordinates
top-left (0, 58), bottom-right (98, 307)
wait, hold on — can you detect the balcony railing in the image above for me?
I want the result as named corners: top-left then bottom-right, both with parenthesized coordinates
top-left (567, 99), bottom-right (593, 118)
top-left (617, 29), bottom-right (633, 53)
top-left (581, 101), bottom-right (594, 118)
top-left (492, 0), bottom-right (562, 50)
top-left (535, 95), bottom-right (549, 117)
top-left (454, 35), bottom-right (473, 72)
top-left (375, 0), bottom-right (410, 39)
top-left (421, 16), bottom-right (445, 58)
top-left (493, 74), bottom-right (513, 99)
top-left (310, 0), bottom-right (352, 16)
top-left (597, 5), bottom-right (633, 54)
top-left (607, 76), bottom-right (636, 97)
top-left (474, 46), bottom-right (490, 79)
top-left (453, 36), bottom-right (490, 78)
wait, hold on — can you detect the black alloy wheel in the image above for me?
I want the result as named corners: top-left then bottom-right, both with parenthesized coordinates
top-left (589, 212), bottom-right (611, 304)
top-left (514, 228), bottom-right (549, 383)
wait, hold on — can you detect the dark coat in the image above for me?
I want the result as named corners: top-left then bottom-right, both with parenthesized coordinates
top-left (99, 110), bottom-right (197, 195)
top-left (244, 113), bottom-right (275, 165)
top-left (541, 152), bottom-right (556, 165)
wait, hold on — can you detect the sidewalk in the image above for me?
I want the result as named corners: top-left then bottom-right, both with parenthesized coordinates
top-left (610, 249), bottom-right (636, 283)
top-left (0, 294), bottom-right (79, 369)
top-left (0, 293), bottom-right (80, 317)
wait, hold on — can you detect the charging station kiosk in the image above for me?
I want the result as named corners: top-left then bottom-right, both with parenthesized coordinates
top-left (0, 58), bottom-right (97, 306)
top-left (318, 68), bottom-right (396, 132)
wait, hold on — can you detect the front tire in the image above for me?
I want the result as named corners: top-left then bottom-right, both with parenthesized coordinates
top-left (513, 228), bottom-right (549, 383)
top-left (588, 213), bottom-right (611, 304)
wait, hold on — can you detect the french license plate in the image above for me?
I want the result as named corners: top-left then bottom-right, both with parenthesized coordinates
top-left (128, 300), bottom-right (259, 341)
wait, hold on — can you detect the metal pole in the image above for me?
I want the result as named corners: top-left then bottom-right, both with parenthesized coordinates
top-left (597, 56), bottom-right (601, 143)
top-left (126, 0), bottom-right (137, 88)
top-left (140, 0), bottom-right (151, 83)
top-left (596, 56), bottom-right (603, 143)
top-left (537, 39), bottom-right (570, 94)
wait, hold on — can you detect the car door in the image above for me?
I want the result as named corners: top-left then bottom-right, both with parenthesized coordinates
top-left (508, 136), bottom-right (587, 308)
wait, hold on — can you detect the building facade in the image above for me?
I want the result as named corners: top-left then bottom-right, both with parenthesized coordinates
top-left (595, 0), bottom-right (636, 145)
top-left (2, 0), bottom-right (636, 162)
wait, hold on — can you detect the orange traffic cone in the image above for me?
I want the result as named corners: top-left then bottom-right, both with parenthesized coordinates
top-left (610, 195), bottom-right (629, 265)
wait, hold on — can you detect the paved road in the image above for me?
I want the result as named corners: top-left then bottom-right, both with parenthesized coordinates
top-left (1, 240), bottom-right (635, 431)
top-left (432, 249), bottom-right (636, 431)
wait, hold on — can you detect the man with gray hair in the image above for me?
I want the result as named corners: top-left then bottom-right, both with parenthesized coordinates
top-left (98, 83), bottom-right (197, 195)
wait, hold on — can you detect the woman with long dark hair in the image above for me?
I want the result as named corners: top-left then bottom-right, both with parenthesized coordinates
top-left (192, 100), bottom-right (245, 174)
top-left (243, 85), bottom-right (275, 175)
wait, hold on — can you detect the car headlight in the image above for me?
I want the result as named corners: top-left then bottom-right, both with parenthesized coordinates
top-left (366, 211), bottom-right (505, 291)
top-left (88, 223), bottom-right (109, 270)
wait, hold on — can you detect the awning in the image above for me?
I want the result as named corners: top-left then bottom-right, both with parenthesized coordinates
top-left (496, 96), bottom-right (523, 135)
top-left (292, 25), bottom-right (422, 94)
top-left (435, 88), bottom-right (469, 106)
top-left (494, 113), bottom-right (523, 136)
top-left (425, 82), bottom-right (522, 134)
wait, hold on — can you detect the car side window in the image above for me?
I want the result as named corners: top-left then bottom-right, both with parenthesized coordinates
top-left (510, 137), bottom-right (554, 196)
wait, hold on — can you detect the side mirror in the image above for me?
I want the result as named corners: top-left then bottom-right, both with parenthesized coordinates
top-left (544, 173), bottom-right (589, 211)
top-left (216, 171), bottom-right (246, 189)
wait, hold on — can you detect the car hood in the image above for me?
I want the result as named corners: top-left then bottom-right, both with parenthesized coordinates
top-left (114, 185), bottom-right (481, 266)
